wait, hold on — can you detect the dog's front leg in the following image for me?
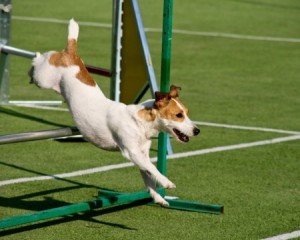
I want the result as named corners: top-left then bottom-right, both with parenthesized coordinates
top-left (140, 170), bottom-right (169, 207)
top-left (137, 159), bottom-right (175, 189)
top-left (122, 149), bottom-right (176, 189)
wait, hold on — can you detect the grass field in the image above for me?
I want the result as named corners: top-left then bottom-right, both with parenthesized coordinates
top-left (1, 0), bottom-right (300, 239)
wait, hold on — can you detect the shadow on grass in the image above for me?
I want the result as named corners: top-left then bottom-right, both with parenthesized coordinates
top-left (0, 179), bottom-right (145, 235)
top-left (0, 161), bottom-right (100, 190)
top-left (0, 106), bottom-right (69, 128)
top-left (0, 161), bottom-right (103, 211)
top-left (0, 161), bottom-right (149, 235)
top-left (0, 199), bottom-right (149, 236)
top-left (0, 107), bottom-right (156, 234)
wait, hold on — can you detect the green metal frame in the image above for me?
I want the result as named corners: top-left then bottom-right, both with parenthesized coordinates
top-left (0, 189), bottom-right (223, 229)
top-left (0, 0), bottom-right (223, 231)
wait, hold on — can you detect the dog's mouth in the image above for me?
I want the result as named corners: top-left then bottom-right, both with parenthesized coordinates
top-left (173, 128), bottom-right (189, 143)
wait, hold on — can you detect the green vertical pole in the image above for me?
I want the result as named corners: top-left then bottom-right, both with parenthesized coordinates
top-left (157, 0), bottom-right (173, 185)
top-left (159, 0), bottom-right (173, 93)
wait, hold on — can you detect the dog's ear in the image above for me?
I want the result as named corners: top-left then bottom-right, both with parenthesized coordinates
top-left (169, 85), bottom-right (181, 98)
top-left (154, 91), bottom-right (170, 109)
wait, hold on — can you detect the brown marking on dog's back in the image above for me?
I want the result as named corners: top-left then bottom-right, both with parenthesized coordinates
top-left (49, 52), bottom-right (69, 67)
top-left (74, 56), bottom-right (96, 86)
top-left (48, 39), bottom-right (96, 86)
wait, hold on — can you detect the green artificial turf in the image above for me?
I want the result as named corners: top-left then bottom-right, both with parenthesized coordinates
top-left (1, 0), bottom-right (300, 239)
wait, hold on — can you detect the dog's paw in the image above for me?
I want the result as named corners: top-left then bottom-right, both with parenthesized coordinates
top-left (159, 176), bottom-right (176, 189)
top-left (149, 188), bottom-right (170, 207)
top-left (163, 181), bottom-right (176, 189)
top-left (156, 199), bottom-right (170, 207)
top-left (153, 195), bottom-right (169, 207)
top-left (165, 181), bottom-right (176, 189)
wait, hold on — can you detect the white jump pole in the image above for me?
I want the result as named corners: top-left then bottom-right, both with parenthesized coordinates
top-left (0, 127), bottom-right (80, 145)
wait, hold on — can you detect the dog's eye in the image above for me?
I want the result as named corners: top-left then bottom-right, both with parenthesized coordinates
top-left (176, 113), bottom-right (184, 118)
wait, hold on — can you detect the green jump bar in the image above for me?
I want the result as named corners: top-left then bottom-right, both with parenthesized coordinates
top-left (0, 200), bottom-right (99, 230)
top-left (0, 190), bottom-right (152, 230)
top-left (98, 189), bottom-right (152, 206)
top-left (166, 198), bottom-right (224, 215)
top-left (99, 190), bottom-right (224, 214)
top-left (0, 189), bottom-right (223, 229)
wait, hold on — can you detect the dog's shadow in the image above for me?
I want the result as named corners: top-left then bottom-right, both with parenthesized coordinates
top-left (0, 194), bottom-right (143, 236)
top-left (0, 162), bottom-right (142, 236)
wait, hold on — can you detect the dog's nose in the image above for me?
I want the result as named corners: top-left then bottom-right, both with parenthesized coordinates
top-left (193, 127), bottom-right (200, 136)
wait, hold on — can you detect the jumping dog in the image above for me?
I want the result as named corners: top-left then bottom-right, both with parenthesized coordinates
top-left (29, 19), bottom-right (200, 206)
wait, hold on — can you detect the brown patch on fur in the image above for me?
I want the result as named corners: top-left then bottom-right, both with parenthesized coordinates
top-left (48, 39), bottom-right (96, 86)
top-left (158, 99), bottom-right (186, 122)
top-left (138, 108), bottom-right (157, 122)
top-left (154, 85), bottom-right (182, 109)
top-left (67, 39), bottom-right (77, 55)
top-left (154, 92), bottom-right (170, 109)
top-left (75, 58), bottom-right (96, 86)
top-left (169, 85), bottom-right (181, 98)
top-left (173, 97), bottom-right (189, 114)
top-left (153, 84), bottom-right (189, 122)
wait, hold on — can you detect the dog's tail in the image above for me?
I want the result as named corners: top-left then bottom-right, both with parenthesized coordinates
top-left (66, 18), bottom-right (79, 55)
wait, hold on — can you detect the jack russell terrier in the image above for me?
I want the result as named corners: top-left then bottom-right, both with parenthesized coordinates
top-left (29, 19), bottom-right (200, 206)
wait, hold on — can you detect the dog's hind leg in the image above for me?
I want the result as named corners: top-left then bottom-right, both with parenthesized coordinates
top-left (140, 170), bottom-right (169, 207)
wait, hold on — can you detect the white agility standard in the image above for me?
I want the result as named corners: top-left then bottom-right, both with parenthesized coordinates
top-left (29, 19), bottom-right (200, 206)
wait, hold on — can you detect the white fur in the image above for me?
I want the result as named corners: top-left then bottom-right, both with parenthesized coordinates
top-left (68, 18), bottom-right (79, 40)
top-left (30, 19), bottom-right (200, 207)
top-left (32, 51), bottom-right (62, 93)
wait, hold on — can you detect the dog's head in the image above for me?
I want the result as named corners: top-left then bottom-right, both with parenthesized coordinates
top-left (154, 85), bottom-right (200, 143)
